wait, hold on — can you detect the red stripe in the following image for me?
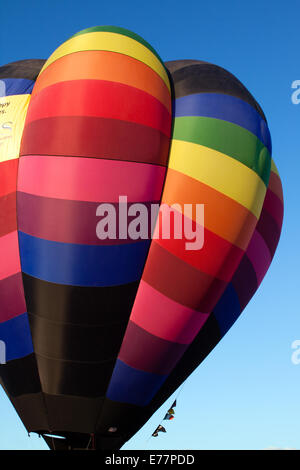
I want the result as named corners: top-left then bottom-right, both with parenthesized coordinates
top-left (0, 159), bottom-right (18, 198)
top-left (155, 227), bottom-right (244, 282)
top-left (26, 80), bottom-right (172, 137)
top-left (142, 242), bottom-right (227, 313)
top-left (20, 116), bottom-right (170, 166)
top-left (268, 171), bottom-right (283, 203)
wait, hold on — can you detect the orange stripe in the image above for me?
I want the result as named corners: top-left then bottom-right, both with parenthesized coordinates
top-left (161, 168), bottom-right (257, 250)
top-left (32, 50), bottom-right (171, 113)
top-left (268, 171), bottom-right (283, 204)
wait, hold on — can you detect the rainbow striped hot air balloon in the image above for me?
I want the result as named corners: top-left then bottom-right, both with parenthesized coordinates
top-left (0, 28), bottom-right (283, 450)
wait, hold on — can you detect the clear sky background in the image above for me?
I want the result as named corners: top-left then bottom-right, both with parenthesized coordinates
top-left (0, 0), bottom-right (299, 450)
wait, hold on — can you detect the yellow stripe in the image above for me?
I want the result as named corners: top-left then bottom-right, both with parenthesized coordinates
top-left (168, 139), bottom-right (266, 219)
top-left (0, 94), bottom-right (30, 163)
top-left (271, 159), bottom-right (280, 177)
top-left (40, 31), bottom-right (170, 91)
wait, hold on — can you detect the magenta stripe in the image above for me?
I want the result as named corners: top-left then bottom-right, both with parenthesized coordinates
top-left (0, 231), bottom-right (21, 281)
top-left (246, 230), bottom-right (272, 285)
top-left (17, 192), bottom-right (159, 245)
top-left (263, 189), bottom-right (284, 230)
top-left (130, 280), bottom-right (209, 344)
top-left (118, 320), bottom-right (189, 375)
top-left (0, 273), bottom-right (26, 322)
top-left (17, 156), bottom-right (166, 203)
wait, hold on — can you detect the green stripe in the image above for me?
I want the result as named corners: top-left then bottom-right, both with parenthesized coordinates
top-left (173, 116), bottom-right (271, 186)
top-left (71, 26), bottom-right (166, 68)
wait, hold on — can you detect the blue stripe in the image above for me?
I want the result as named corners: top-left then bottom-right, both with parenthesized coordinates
top-left (18, 231), bottom-right (150, 287)
top-left (213, 283), bottom-right (241, 336)
top-left (106, 359), bottom-right (167, 406)
top-left (0, 78), bottom-right (34, 97)
top-left (0, 313), bottom-right (33, 362)
top-left (174, 93), bottom-right (272, 154)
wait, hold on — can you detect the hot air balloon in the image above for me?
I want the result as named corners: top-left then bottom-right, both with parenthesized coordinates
top-left (0, 28), bottom-right (283, 450)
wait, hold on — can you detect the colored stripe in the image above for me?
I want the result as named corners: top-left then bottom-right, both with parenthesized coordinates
top-left (118, 321), bottom-right (188, 375)
top-left (155, 219), bottom-right (244, 283)
top-left (168, 139), bottom-right (266, 218)
top-left (173, 116), bottom-right (271, 186)
top-left (106, 358), bottom-right (166, 406)
top-left (18, 231), bottom-right (150, 287)
top-left (0, 273), bottom-right (26, 323)
top-left (29, 355), bottom-right (115, 396)
top-left (20, 117), bottom-right (170, 165)
top-left (40, 32), bottom-right (170, 91)
top-left (129, 280), bottom-right (209, 344)
top-left (246, 230), bottom-right (272, 285)
top-left (17, 156), bottom-right (166, 202)
top-left (23, 273), bottom-right (139, 326)
top-left (0, 313), bottom-right (33, 361)
top-left (268, 171), bottom-right (283, 204)
top-left (263, 188), bottom-right (284, 229)
top-left (0, 192), bottom-right (17, 237)
top-left (0, 78), bottom-right (34, 97)
top-left (271, 159), bottom-right (279, 176)
top-left (165, 60), bottom-right (267, 121)
top-left (71, 26), bottom-right (164, 65)
top-left (0, 159), bottom-right (18, 198)
top-left (161, 168), bottom-right (257, 250)
top-left (0, 231), bottom-right (21, 281)
top-left (213, 283), bottom-right (241, 336)
top-left (174, 93), bottom-right (271, 153)
top-left (28, 313), bottom-right (124, 362)
top-left (17, 193), bottom-right (159, 245)
top-left (255, 208), bottom-right (282, 258)
top-left (142, 242), bottom-right (227, 313)
top-left (0, 353), bottom-right (42, 397)
top-left (26, 80), bottom-right (171, 137)
top-left (32, 51), bottom-right (171, 113)
top-left (231, 255), bottom-right (258, 310)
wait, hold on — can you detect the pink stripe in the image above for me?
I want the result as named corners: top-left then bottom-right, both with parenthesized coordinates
top-left (17, 156), bottom-right (166, 203)
top-left (246, 230), bottom-right (272, 285)
top-left (0, 231), bottom-right (21, 281)
top-left (130, 280), bottom-right (209, 344)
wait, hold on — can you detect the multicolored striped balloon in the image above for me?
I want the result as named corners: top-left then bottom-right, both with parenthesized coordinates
top-left (0, 30), bottom-right (283, 450)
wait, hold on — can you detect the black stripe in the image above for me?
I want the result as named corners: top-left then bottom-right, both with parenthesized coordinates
top-left (165, 60), bottom-right (267, 121)
top-left (0, 59), bottom-right (45, 80)
top-left (35, 354), bottom-right (115, 397)
top-left (0, 354), bottom-right (41, 397)
top-left (28, 313), bottom-right (128, 363)
top-left (23, 274), bottom-right (139, 326)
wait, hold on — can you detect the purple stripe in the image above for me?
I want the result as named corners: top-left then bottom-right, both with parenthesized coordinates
top-left (17, 192), bottom-right (160, 245)
top-left (0, 273), bottom-right (27, 323)
top-left (246, 230), bottom-right (272, 285)
top-left (255, 208), bottom-right (281, 258)
top-left (263, 189), bottom-right (284, 230)
top-left (231, 255), bottom-right (258, 311)
top-left (118, 320), bottom-right (189, 375)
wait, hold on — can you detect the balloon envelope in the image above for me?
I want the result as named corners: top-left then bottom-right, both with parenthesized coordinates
top-left (0, 35), bottom-right (283, 450)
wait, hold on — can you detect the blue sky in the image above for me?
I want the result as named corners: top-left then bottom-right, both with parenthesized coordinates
top-left (0, 0), bottom-right (299, 450)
